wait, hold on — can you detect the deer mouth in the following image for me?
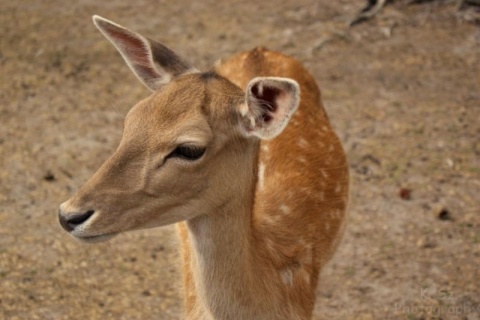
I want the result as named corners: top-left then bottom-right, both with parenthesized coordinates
top-left (74, 232), bottom-right (118, 243)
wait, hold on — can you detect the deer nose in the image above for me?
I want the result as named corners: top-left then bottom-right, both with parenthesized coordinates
top-left (58, 209), bottom-right (95, 232)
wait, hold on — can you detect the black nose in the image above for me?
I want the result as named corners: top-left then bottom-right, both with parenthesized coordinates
top-left (59, 210), bottom-right (95, 232)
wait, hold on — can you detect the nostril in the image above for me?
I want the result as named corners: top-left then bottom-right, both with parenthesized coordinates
top-left (59, 210), bottom-right (95, 232)
top-left (67, 210), bottom-right (95, 226)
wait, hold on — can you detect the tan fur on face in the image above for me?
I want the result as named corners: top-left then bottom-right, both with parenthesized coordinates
top-left (62, 74), bottom-right (247, 237)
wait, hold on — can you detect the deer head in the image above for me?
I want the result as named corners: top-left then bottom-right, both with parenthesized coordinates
top-left (58, 16), bottom-right (300, 242)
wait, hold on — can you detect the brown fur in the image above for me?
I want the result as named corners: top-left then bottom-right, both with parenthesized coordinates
top-left (179, 48), bottom-right (349, 319)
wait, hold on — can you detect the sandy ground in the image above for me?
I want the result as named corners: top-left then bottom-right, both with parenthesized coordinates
top-left (0, 0), bottom-right (479, 319)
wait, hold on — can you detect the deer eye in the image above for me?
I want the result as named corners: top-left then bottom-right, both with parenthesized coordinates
top-left (167, 145), bottom-right (205, 161)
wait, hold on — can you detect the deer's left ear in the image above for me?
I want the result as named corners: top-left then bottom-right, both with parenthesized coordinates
top-left (238, 77), bottom-right (300, 140)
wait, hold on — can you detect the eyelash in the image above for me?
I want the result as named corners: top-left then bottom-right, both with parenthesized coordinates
top-left (166, 145), bottom-right (206, 161)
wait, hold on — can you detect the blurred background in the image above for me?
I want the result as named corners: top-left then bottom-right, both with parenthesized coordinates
top-left (0, 0), bottom-right (479, 319)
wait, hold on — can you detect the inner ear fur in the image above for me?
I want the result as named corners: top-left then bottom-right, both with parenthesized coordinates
top-left (93, 15), bottom-right (197, 91)
top-left (241, 77), bottom-right (300, 140)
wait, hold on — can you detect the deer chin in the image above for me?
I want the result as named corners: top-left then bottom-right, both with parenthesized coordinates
top-left (72, 232), bottom-right (118, 244)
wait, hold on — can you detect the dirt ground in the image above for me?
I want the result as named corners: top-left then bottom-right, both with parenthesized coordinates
top-left (0, 0), bottom-right (479, 319)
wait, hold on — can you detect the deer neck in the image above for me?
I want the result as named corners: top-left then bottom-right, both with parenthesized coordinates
top-left (185, 141), bottom-right (265, 318)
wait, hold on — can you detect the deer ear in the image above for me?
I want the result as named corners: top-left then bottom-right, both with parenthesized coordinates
top-left (93, 15), bottom-right (197, 91)
top-left (239, 77), bottom-right (300, 140)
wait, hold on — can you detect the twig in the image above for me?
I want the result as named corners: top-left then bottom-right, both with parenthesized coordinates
top-left (349, 0), bottom-right (388, 27)
top-left (457, 0), bottom-right (480, 10)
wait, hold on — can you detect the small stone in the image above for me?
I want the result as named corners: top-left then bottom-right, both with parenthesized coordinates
top-left (416, 238), bottom-right (424, 247)
top-left (416, 238), bottom-right (436, 249)
top-left (399, 188), bottom-right (412, 200)
top-left (43, 170), bottom-right (55, 182)
top-left (434, 205), bottom-right (453, 221)
top-left (445, 158), bottom-right (454, 168)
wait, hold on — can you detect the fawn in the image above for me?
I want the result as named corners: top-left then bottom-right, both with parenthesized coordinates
top-left (59, 16), bottom-right (349, 320)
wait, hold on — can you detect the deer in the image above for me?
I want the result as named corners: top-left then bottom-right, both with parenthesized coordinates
top-left (58, 15), bottom-right (349, 320)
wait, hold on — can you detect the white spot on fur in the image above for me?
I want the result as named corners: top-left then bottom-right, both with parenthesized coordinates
top-left (300, 244), bottom-right (313, 263)
top-left (335, 183), bottom-right (342, 193)
top-left (258, 162), bottom-right (266, 190)
top-left (301, 269), bottom-right (310, 284)
top-left (280, 268), bottom-right (293, 286)
top-left (265, 238), bottom-right (276, 252)
top-left (321, 170), bottom-right (329, 178)
top-left (300, 187), bottom-right (314, 197)
top-left (325, 222), bottom-right (331, 231)
top-left (298, 138), bottom-right (308, 148)
top-left (318, 192), bottom-right (325, 201)
top-left (263, 215), bottom-right (280, 225)
top-left (298, 156), bottom-right (307, 164)
top-left (279, 204), bottom-right (291, 215)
